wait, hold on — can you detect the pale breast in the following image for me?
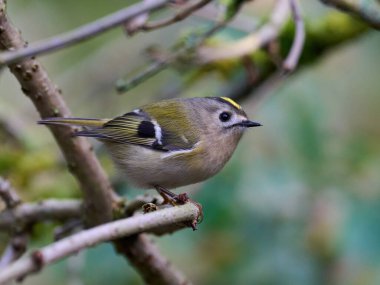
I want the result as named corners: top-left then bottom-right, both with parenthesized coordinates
top-left (104, 141), bottom-right (234, 189)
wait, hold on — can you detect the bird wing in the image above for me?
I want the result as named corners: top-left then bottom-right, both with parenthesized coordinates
top-left (75, 109), bottom-right (199, 152)
top-left (74, 111), bottom-right (157, 148)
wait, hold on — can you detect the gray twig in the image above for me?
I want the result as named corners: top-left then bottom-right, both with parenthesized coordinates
top-left (0, 233), bottom-right (28, 268)
top-left (0, 200), bottom-right (82, 231)
top-left (116, 234), bottom-right (192, 285)
top-left (54, 220), bottom-right (83, 241)
top-left (320, 0), bottom-right (380, 30)
top-left (0, 178), bottom-right (21, 209)
top-left (142, 0), bottom-right (212, 31)
top-left (117, 20), bottom-right (226, 93)
top-left (282, 0), bottom-right (305, 73)
top-left (0, 203), bottom-right (199, 284)
top-left (197, 0), bottom-right (290, 63)
top-left (0, 0), bottom-right (171, 66)
top-left (116, 59), bottom-right (169, 93)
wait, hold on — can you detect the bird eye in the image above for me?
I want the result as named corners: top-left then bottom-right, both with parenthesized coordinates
top-left (219, 112), bottom-right (231, 122)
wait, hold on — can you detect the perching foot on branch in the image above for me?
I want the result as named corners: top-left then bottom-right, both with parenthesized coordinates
top-left (154, 185), bottom-right (203, 230)
top-left (154, 185), bottom-right (189, 205)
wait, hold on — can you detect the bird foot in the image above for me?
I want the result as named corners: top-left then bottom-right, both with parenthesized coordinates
top-left (175, 192), bottom-right (190, 204)
top-left (154, 186), bottom-right (203, 230)
top-left (154, 185), bottom-right (187, 205)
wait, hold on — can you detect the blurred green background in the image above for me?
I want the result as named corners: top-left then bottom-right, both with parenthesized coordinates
top-left (1, 0), bottom-right (380, 284)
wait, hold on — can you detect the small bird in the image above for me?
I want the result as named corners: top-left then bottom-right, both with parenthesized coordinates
top-left (39, 97), bottom-right (261, 205)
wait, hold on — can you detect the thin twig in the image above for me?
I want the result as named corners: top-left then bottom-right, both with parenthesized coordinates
top-left (125, 0), bottom-right (212, 35)
top-left (116, 60), bottom-right (169, 93)
top-left (197, 0), bottom-right (290, 63)
top-left (0, 0), bottom-right (171, 66)
top-left (0, 203), bottom-right (199, 285)
top-left (117, 20), bottom-right (226, 93)
top-left (142, 0), bottom-right (212, 31)
top-left (282, 0), bottom-right (305, 73)
top-left (0, 233), bottom-right (28, 268)
top-left (320, 0), bottom-right (380, 30)
top-left (0, 179), bottom-right (28, 268)
top-left (54, 220), bottom-right (83, 241)
top-left (193, 4), bottom-right (259, 33)
top-left (0, 195), bottom-right (176, 231)
top-left (0, 177), bottom-right (21, 209)
top-left (0, 200), bottom-right (82, 231)
top-left (116, 234), bottom-right (192, 285)
top-left (0, 195), bottom-right (177, 231)
top-left (123, 0), bottom-right (155, 35)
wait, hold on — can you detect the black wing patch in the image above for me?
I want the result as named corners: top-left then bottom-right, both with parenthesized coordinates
top-left (74, 111), bottom-right (167, 151)
top-left (137, 121), bottom-right (155, 138)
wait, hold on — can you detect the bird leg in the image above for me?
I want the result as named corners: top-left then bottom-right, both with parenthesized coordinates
top-left (154, 185), bottom-right (189, 205)
top-left (154, 185), bottom-right (203, 230)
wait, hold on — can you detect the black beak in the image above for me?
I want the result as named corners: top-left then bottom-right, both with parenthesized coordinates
top-left (239, 120), bottom-right (262, 128)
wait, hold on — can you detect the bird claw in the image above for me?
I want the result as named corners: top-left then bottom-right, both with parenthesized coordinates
top-left (174, 192), bottom-right (189, 204)
top-left (154, 186), bottom-right (203, 230)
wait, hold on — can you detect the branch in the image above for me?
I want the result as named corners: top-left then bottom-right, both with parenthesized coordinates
top-left (116, 59), bottom-right (169, 93)
top-left (0, 203), bottom-right (199, 285)
top-left (0, 233), bottom-right (28, 268)
top-left (193, 4), bottom-right (259, 33)
top-left (0, 0), bottom-right (171, 66)
top-left (320, 0), bottom-right (380, 30)
top-left (218, 12), bottom-right (368, 104)
top-left (0, 177), bottom-right (21, 209)
top-left (197, 0), bottom-right (290, 63)
top-left (282, 0), bottom-right (305, 72)
top-left (117, 21), bottom-right (227, 93)
top-left (124, 0), bottom-right (213, 35)
top-left (54, 220), bottom-right (83, 241)
top-left (0, 0), bottom-right (114, 227)
top-left (123, 0), bottom-right (156, 35)
top-left (0, 4), bottom-right (191, 283)
top-left (116, 234), bottom-right (191, 285)
top-left (0, 179), bottom-right (28, 268)
top-left (0, 195), bottom-right (168, 231)
top-left (142, 0), bottom-right (212, 31)
top-left (0, 199), bottom-right (82, 231)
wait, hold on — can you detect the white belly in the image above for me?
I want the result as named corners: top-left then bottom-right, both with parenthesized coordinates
top-left (105, 143), bottom-right (222, 189)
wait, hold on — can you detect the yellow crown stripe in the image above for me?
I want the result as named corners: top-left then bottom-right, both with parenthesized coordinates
top-left (220, 97), bottom-right (242, 110)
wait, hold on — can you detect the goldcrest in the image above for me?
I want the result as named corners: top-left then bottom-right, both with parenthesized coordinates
top-left (39, 97), bottom-right (261, 202)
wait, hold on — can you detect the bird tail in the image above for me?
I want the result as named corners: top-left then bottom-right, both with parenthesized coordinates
top-left (38, 117), bottom-right (109, 128)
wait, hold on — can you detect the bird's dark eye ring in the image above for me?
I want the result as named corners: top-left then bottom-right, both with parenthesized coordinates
top-left (219, 112), bottom-right (231, 122)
